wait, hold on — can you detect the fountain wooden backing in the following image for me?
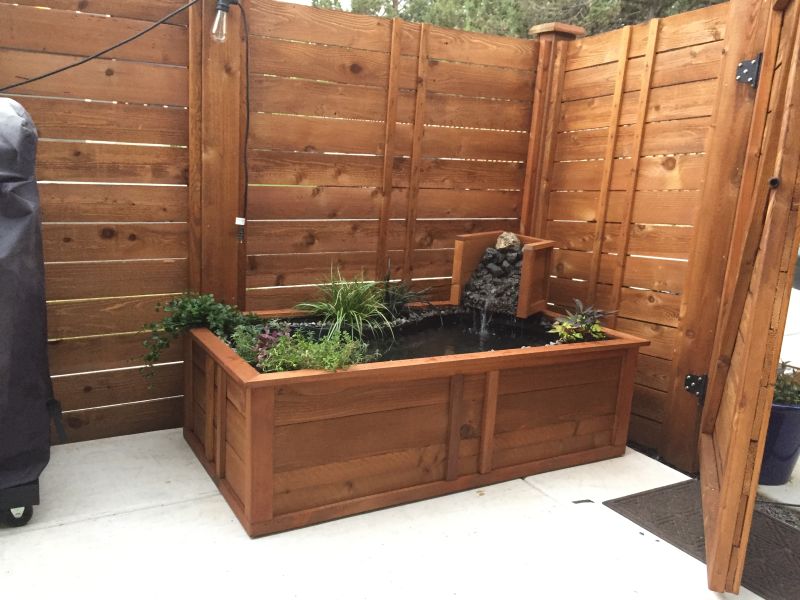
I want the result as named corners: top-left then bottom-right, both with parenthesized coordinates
top-left (450, 231), bottom-right (556, 318)
top-left (184, 318), bottom-right (647, 537)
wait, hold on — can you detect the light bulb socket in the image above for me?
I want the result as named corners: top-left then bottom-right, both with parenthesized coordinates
top-left (215, 0), bottom-right (238, 13)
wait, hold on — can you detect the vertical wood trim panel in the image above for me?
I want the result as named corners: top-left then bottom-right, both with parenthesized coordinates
top-left (608, 19), bottom-right (660, 327)
top-left (375, 18), bottom-right (403, 278)
top-left (184, 339), bottom-right (195, 434)
top-left (214, 367), bottom-right (228, 478)
top-left (446, 374), bottom-right (465, 481)
top-left (521, 39), bottom-right (551, 235)
top-left (188, 2), bottom-right (203, 292)
top-left (613, 348), bottom-right (639, 446)
top-left (201, 0), bottom-right (242, 306)
top-left (245, 386), bottom-right (274, 523)
top-left (204, 354), bottom-right (215, 461)
top-left (479, 370), bottom-right (499, 474)
top-left (533, 40), bottom-right (568, 237)
top-left (402, 23), bottom-right (430, 282)
top-left (588, 26), bottom-right (632, 304)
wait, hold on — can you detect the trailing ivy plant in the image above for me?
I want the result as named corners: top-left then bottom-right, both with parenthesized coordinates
top-left (773, 361), bottom-right (800, 406)
top-left (296, 270), bottom-right (393, 339)
top-left (549, 299), bottom-right (610, 344)
top-left (142, 293), bottom-right (260, 371)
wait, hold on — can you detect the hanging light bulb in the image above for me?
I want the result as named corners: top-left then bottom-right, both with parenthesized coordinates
top-left (211, 0), bottom-right (236, 43)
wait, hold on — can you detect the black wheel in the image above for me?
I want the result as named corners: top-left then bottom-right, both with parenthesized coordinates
top-left (3, 505), bottom-right (33, 527)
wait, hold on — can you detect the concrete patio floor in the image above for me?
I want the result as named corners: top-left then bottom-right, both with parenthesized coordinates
top-left (0, 429), bottom-right (761, 599)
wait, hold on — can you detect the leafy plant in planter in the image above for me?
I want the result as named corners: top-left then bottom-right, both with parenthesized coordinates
top-left (143, 293), bottom-right (261, 371)
top-left (258, 331), bottom-right (370, 373)
top-left (296, 270), bottom-right (394, 339)
top-left (760, 362), bottom-right (800, 485)
top-left (549, 299), bottom-right (610, 344)
top-left (381, 271), bottom-right (430, 319)
top-left (772, 361), bottom-right (800, 406)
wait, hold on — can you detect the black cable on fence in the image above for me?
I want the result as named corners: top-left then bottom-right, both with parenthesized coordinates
top-left (0, 0), bottom-right (200, 93)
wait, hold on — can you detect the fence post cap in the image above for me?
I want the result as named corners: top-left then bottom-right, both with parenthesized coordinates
top-left (528, 22), bottom-right (586, 39)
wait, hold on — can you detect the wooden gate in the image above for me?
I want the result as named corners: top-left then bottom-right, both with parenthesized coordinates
top-left (698, 0), bottom-right (800, 592)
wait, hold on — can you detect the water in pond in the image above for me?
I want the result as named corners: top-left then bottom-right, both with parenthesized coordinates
top-left (371, 312), bottom-right (554, 362)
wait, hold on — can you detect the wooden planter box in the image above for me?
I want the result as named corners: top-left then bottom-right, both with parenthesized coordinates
top-left (450, 231), bottom-right (556, 318)
top-left (184, 320), bottom-right (647, 537)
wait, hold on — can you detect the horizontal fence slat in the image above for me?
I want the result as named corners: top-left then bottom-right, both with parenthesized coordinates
top-left (37, 142), bottom-right (188, 184)
top-left (45, 259), bottom-right (188, 300)
top-left (48, 332), bottom-right (183, 375)
top-left (251, 76), bottom-right (530, 130)
top-left (247, 186), bottom-right (520, 220)
top-left (54, 363), bottom-right (182, 411)
top-left (11, 0), bottom-right (190, 25)
top-left (558, 78), bottom-right (718, 132)
top-left (250, 113), bottom-right (528, 161)
top-left (551, 249), bottom-right (686, 293)
top-left (1, 49), bottom-right (188, 106)
top-left (248, 0), bottom-right (404, 53)
top-left (247, 218), bottom-right (514, 255)
top-left (249, 151), bottom-right (524, 190)
top-left (47, 294), bottom-right (177, 338)
top-left (546, 221), bottom-right (692, 258)
top-left (43, 223), bottom-right (187, 261)
top-left (1, 4), bottom-right (188, 66)
top-left (40, 184), bottom-right (188, 222)
top-left (249, 36), bottom-right (401, 88)
top-left (21, 97), bottom-right (188, 146)
top-left (59, 396), bottom-right (183, 444)
top-left (615, 317), bottom-right (677, 360)
top-left (562, 40), bottom-right (724, 102)
top-left (547, 190), bottom-right (699, 225)
top-left (246, 248), bottom-right (453, 287)
top-left (565, 3), bottom-right (728, 70)
top-left (555, 117), bottom-right (710, 161)
top-left (550, 154), bottom-right (705, 192)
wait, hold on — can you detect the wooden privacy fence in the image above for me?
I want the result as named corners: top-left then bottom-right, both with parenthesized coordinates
top-left (237, 2), bottom-right (542, 309)
top-left (1, 0), bottom-right (191, 441)
top-left (2, 0), bottom-right (796, 476)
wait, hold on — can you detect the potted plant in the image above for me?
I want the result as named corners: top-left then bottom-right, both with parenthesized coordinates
top-left (759, 362), bottom-right (800, 485)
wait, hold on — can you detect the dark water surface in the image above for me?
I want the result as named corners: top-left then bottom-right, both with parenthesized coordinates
top-left (372, 312), bottom-right (554, 362)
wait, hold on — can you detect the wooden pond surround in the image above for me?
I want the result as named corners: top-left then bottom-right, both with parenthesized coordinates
top-left (184, 320), bottom-right (648, 537)
top-left (450, 231), bottom-right (557, 318)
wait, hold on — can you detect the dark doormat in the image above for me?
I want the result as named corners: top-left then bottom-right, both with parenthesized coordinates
top-left (603, 479), bottom-right (800, 600)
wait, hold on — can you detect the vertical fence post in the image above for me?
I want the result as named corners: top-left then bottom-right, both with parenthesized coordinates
top-left (194, 0), bottom-right (245, 307)
top-left (521, 23), bottom-right (585, 237)
top-left (188, 1), bottom-right (203, 293)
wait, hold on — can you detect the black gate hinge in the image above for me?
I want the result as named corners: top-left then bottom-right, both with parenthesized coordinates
top-left (736, 53), bottom-right (763, 89)
top-left (684, 374), bottom-right (708, 407)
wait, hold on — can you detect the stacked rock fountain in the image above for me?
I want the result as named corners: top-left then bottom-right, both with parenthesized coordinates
top-left (462, 232), bottom-right (523, 315)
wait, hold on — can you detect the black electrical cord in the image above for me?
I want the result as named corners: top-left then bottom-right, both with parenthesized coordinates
top-left (0, 0), bottom-right (200, 93)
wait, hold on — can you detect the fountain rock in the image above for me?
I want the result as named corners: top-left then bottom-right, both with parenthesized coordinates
top-left (462, 242), bottom-right (524, 315)
top-left (495, 231), bottom-right (521, 251)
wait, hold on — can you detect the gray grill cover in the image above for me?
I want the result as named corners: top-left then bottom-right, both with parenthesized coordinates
top-left (0, 98), bottom-right (53, 489)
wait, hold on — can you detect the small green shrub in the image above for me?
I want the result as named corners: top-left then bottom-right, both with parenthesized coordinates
top-left (382, 278), bottom-right (429, 319)
top-left (257, 331), bottom-right (370, 373)
top-left (549, 299), bottom-right (609, 344)
top-left (296, 270), bottom-right (393, 339)
top-left (143, 293), bottom-right (259, 369)
top-left (773, 362), bottom-right (800, 406)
